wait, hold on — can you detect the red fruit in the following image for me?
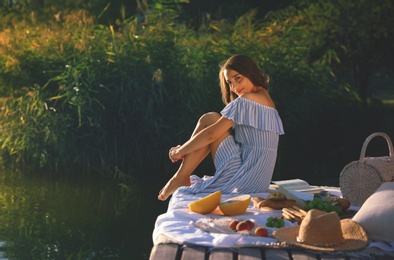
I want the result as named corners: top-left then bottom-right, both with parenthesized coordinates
top-left (229, 220), bottom-right (239, 230)
top-left (236, 221), bottom-right (252, 231)
top-left (254, 227), bottom-right (268, 237)
top-left (245, 220), bottom-right (254, 229)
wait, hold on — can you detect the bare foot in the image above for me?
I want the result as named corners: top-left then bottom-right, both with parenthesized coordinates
top-left (158, 176), bottom-right (191, 201)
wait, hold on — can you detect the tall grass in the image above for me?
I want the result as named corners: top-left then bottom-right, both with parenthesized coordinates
top-left (0, 4), bottom-right (393, 185)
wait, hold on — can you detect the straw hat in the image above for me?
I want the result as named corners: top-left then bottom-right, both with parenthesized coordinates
top-left (273, 209), bottom-right (368, 252)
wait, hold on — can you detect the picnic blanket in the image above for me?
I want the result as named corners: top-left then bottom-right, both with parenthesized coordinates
top-left (152, 187), bottom-right (394, 256)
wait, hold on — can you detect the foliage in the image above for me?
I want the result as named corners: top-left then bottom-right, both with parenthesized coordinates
top-left (0, 86), bottom-right (72, 170)
top-left (293, 0), bottom-right (394, 104)
top-left (0, 1), bottom-right (393, 184)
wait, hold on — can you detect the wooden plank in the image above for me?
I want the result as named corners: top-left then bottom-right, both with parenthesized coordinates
top-left (149, 244), bottom-right (394, 260)
top-left (320, 253), bottom-right (347, 260)
top-left (238, 247), bottom-right (263, 260)
top-left (263, 248), bottom-right (290, 260)
top-left (150, 244), bottom-right (179, 260)
top-left (375, 256), bottom-right (394, 260)
top-left (349, 247), bottom-right (394, 260)
top-left (209, 248), bottom-right (235, 260)
top-left (181, 245), bottom-right (206, 260)
top-left (290, 249), bottom-right (318, 260)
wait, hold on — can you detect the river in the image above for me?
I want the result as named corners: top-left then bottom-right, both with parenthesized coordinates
top-left (0, 170), bottom-right (168, 259)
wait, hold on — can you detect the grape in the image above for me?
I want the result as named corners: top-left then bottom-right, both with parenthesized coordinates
top-left (266, 217), bottom-right (285, 228)
top-left (304, 197), bottom-right (342, 214)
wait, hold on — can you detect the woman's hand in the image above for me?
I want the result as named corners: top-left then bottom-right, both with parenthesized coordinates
top-left (169, 145), bottom-right (184, 163)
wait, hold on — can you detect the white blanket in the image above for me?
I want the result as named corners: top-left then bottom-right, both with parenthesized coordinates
top-left (152, 187), bottom-right (394, 252)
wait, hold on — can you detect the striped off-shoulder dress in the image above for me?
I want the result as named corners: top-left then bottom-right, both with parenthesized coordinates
top-left (176, 96), bottom-right (284, 195)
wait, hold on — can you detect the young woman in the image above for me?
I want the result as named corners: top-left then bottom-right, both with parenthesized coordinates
top-left (158, 54), bottom-right (284, 201)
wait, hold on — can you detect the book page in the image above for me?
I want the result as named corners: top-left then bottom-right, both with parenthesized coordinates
top-left (284, 188), bottom-right (314, 201)
top-left (272, 179), bottom-right (322, 193)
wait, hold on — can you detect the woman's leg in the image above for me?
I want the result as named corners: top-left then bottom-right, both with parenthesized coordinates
top-left (158, 112), bottom-right (231, 201)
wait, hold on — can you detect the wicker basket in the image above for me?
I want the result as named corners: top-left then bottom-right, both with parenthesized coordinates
top-left (339, 132), bottom-right (394, 206)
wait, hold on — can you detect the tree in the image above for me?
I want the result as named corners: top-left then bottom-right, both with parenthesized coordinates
top-left (296, 0), bottom-right (394, 104)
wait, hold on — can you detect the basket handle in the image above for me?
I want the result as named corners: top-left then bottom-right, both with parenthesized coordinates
top-left (359, 132), bottom-right (394, 161)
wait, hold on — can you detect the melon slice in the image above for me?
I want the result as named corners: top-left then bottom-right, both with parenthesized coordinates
top-left (188, 190), bottom-right (222, 214)
top-left (219, 194), bottom-right (251, 216)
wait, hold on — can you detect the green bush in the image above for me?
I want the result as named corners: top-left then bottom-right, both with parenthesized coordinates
top-left (0, 3), bottom-right (393, 185)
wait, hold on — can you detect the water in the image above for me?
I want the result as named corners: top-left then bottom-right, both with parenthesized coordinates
top-left (0, 170), bottom-right (168, 259)
top-left (0, 167), bottom-right (342, 260)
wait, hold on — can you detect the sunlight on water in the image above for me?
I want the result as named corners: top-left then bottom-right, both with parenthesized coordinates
top-left (0, 242), bottom-right (7, 260)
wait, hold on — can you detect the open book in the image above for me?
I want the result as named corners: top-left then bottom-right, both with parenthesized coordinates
top-left (271, 179), bottom-right (322, 193)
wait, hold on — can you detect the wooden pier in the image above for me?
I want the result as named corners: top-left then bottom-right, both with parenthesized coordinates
top-left (150, 243), bottom-right (393, 260)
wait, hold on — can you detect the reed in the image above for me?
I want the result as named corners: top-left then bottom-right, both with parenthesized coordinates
top-left (0, 3), bottom-right (393, 183)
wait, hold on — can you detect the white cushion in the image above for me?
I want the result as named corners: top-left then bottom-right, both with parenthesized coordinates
top-left (352, 182), bottom-right (394, 242)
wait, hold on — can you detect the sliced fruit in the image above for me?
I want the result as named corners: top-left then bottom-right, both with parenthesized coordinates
top-left (188, 190), bottom-right (222, 214)
top-left (219, 194), bottom-right (251, 216)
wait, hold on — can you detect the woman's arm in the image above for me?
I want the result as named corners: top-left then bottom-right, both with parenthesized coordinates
top-left (169, 116), bottom-right (235, 161)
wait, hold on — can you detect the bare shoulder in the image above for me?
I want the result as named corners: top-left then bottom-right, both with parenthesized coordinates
top-left (241, 90), bottom-right (276, 108)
